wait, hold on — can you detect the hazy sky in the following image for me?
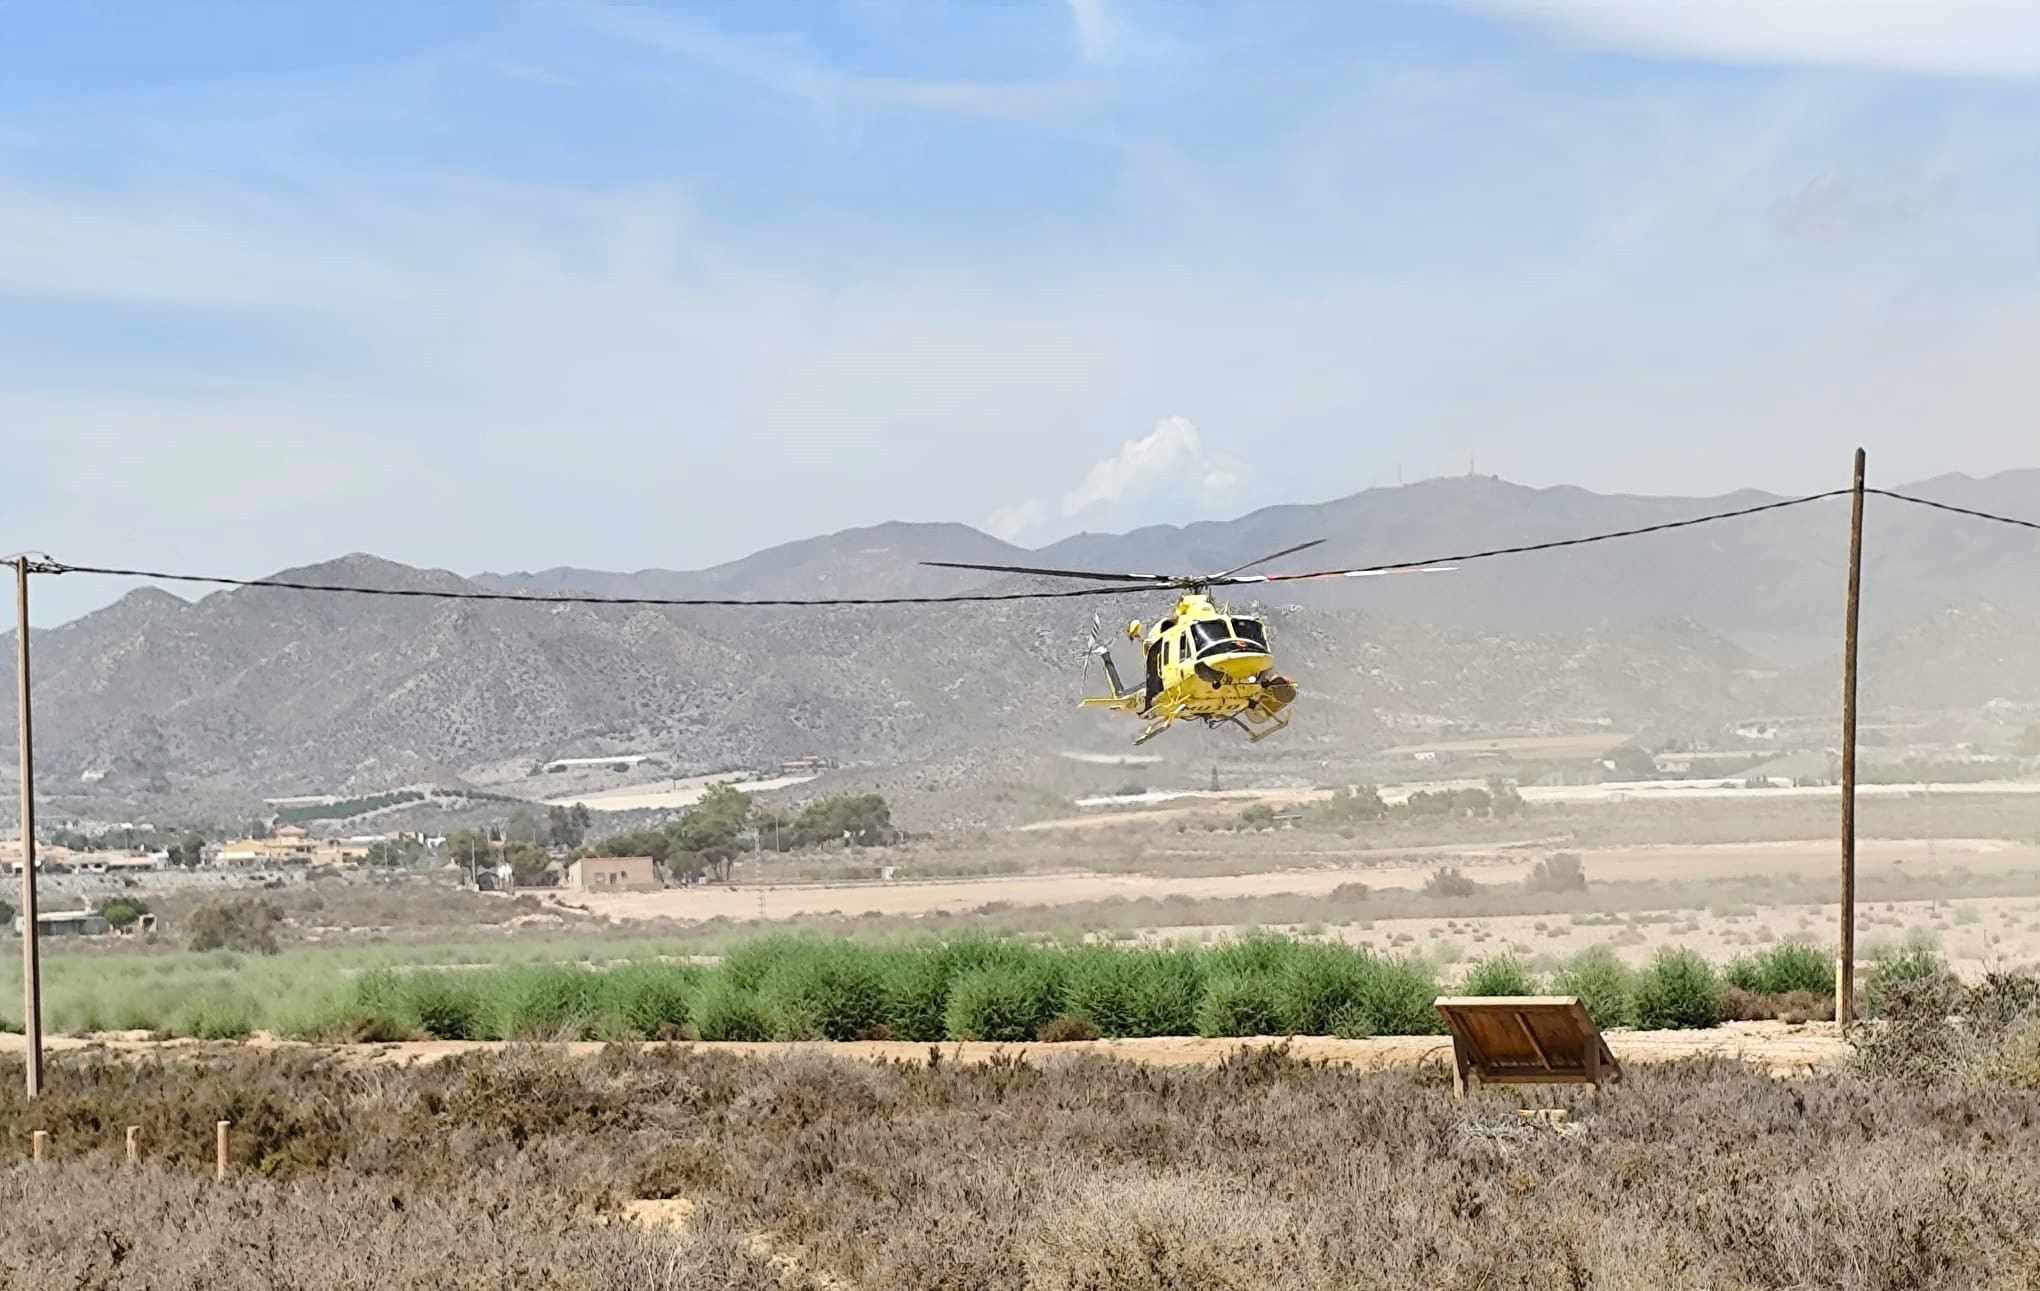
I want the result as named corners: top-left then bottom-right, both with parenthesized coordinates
top-left (4, 1), bottom-right (2038, 624)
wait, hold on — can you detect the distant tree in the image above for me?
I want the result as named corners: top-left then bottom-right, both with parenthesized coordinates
top-left (1240, 803), bottom-right (1277, 829)
top-left (364, 838), bottom-right (423, 868)
top-left (793, 794), bottom-right (893, 849)
top-left (595, 829), bottom-right (674, 865)
top-left (1486, 777), bottom-right (1526, 817)
top-left (671, 783), bottom-right (754, 881)
top-left (1524, 853), bottom-right (1587, 893)
top-left (547, 804), bottom-right (591, 849)
top-left (172, 832), bottom-right (207, 868)
top-left (501, 841), bottom-right (553, 886)
top-left (442, 829), bottom-right (494, 877)
top-left (1316, 785), bottom-right (1386, 824)
top-left (0, 896), bottom-right (13, 926)
top-left (1606, 743), bottom-right (1658, 782)
top-left (248, 819), bottom-right (271, 841)
top-left (186, 896), bottom-right (283, 954)
top-left (752, 805), bottom-right (797, 853)
top-left (98, 897), bottom-right (150, 930)
top-left (1422, 867), bottom-right (1480, 899)
top-left (504, 808), bottom-right (543, 846)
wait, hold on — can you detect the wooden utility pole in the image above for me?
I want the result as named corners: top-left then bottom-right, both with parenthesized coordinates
top-left (1838, 449), bottom-right (1866, 1027)
top-left (15, 556), bottom-right (43, 1098)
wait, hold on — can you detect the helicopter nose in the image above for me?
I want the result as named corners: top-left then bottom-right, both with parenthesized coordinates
top-left (1204, 649), bottom-right (1272, 681)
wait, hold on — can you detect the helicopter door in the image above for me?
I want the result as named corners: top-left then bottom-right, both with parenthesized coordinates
top-left (1143, 636), bottom-right (1164, 709)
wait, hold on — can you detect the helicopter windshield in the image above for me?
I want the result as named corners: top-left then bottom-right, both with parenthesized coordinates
top-left (1189, 619), bottom-right (1268, 656)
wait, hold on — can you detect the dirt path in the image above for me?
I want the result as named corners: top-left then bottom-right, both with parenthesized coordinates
top-left (3, 1020), bottom-right (1847, 1078)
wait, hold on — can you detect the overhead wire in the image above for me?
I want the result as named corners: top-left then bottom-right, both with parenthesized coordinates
top-left (1867, 488), bottom-right (2040, 534)
top-left (28, 486), bottom-right (1856, 608)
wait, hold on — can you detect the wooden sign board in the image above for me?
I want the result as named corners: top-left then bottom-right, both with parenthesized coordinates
top-left (1433, 995), bottom-right (1621, 1099)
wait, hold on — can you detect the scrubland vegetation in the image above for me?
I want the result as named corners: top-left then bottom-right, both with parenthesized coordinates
top-left (4, 1038), bottom-right (2039, 1289)
top-left (8, 926), bottom-right (2031, 1050)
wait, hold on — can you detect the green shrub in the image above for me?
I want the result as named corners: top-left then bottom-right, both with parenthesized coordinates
top-left (491, 965), bottom-right (609, 1040)
top-left (719, 934), bottom-right (821, 993)
top-left (1276, 943), bottom-right (1370, 1036)
top-left (170, 995), bottom-right (255, 1040)
top-left (881, 948), bottom-right (953, 1043)
top-left (1631, 949), bottom-right (1724, 1030)
top-left (598, 963), bottom-right (700, 1039)
top-left (1725, 941), bottom-right (1830, 996)
top-left (1553, 947), bottom-right (1635, 1029)
top-left (1337, 956), bottom-right (1444, 1037)
top-left (693, 974), bottom-right (772, 1042)
top-left (402, 971), bottom-right (490, 1041)
top-left (1205, 934), bottom-right (1301, 980)
top-left (1064, 947), bottom-right (1204, 1038)
top-left (1460, 957), bottom-right (1539, 997)
top-left (945, 962), bottom-right (1064, 1042)
top-left (1864, 946), bottom-right (1961, 1021)
top-left (1196, 973), bottom-right (1285, 1038)
top-left (758, 945), bottom-right (890, 1041)
top-left (98, 897), bottom-right (152, 930)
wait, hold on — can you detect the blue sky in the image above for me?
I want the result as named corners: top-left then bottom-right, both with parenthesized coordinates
top-left (4, 0), bottom-right (2039, 623)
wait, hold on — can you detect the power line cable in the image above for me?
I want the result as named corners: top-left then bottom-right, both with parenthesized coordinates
top-left (30, 487), bottom-right (1853, 608)
top-left (1868, 488), bottom-right (2040, 534)
top-left (27, 564), bottom-right (1170, 606)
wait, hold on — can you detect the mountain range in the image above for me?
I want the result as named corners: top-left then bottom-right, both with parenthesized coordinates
top-left (3, 470), bottom-right (2036, 807)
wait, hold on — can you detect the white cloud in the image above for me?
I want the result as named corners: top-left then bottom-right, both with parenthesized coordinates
top-left (496, 62), bottom-right (578, 88)
top-left (592, 10), bottom-right (1106, 120)
top-left (1066, 0), bottom-right (1114, 63)
top-left (1439, 0), bottom-right (2040, 76)
top-left (1060, 416), bottom-right (1242, 516)
top-left (985, 499), bottom-right (1048, 543)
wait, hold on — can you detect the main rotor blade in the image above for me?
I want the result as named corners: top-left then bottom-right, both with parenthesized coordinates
top-left (1207, 538), bottom-right (1327, 582)
top-left (1218, 563), bottom-right (1457, 585)
top-left (921, 559), bottom-right (1178, 584)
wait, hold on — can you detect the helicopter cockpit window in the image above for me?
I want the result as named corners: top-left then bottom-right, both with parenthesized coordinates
top-left (1188, 620), bottom-right (1234, 655)
top-left (1230, 619), bottom-right (1268, 649)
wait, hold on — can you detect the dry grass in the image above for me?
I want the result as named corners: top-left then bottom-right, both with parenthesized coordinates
top-left (3, 1044), bottom-right (2039, 1288)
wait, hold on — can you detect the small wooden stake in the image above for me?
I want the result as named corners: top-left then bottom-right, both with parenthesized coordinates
top-left (126, 1125), bottom-right (140, 1163)
top-left (215, 1121), bottom-right (229, 1180)
top-left (30, 1130), bottom-right (47, 1162)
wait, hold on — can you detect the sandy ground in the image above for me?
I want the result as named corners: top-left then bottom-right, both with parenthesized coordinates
top-left (543, 773), bottom-right (814, 812)
top-left (1038, 779), bottom-right (2040, 827)
top-left (1379, 733), bottom-right (1635, 759)
top-left (0, 1021), bottom-right (1846, 1079)
top-left (558, 836), bottom-right (2040, 923)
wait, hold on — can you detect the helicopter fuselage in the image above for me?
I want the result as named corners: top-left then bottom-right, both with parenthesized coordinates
top-left (1083, 593), bottom-right (1295, 744)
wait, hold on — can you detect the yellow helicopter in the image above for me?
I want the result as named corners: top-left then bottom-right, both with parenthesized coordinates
top-left (925, 540), bottom-right (1452, 746)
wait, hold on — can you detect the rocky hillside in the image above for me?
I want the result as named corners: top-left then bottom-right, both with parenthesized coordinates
top-left (2, 471), bottom-right (2032, 801)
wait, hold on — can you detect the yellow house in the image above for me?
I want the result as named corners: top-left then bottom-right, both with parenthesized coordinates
top-left (214, 826), bottom-right (368, 866)
top-left (565, 856), bottom-right (662, 892)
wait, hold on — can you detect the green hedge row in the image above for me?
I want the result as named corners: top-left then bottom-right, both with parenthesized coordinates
top-left (288, 936), bottom-right (1846, 1045)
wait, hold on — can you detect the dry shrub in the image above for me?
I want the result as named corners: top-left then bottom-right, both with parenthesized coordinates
top-left (1038, 1014), bottom-right (1103, 1043)
top-left (1722, 988), bottom-right (1834, 1024)
top-left (183, 897), bottom-right (283, 955)
top-left (1025, 1168), bottom-right (1280, 1291)
top-left (2, 1043), bottom-right (2038, 1289)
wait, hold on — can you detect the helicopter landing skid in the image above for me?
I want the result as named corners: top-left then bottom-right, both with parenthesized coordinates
top-left (1228, 710), bottom-right (1291, 743)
